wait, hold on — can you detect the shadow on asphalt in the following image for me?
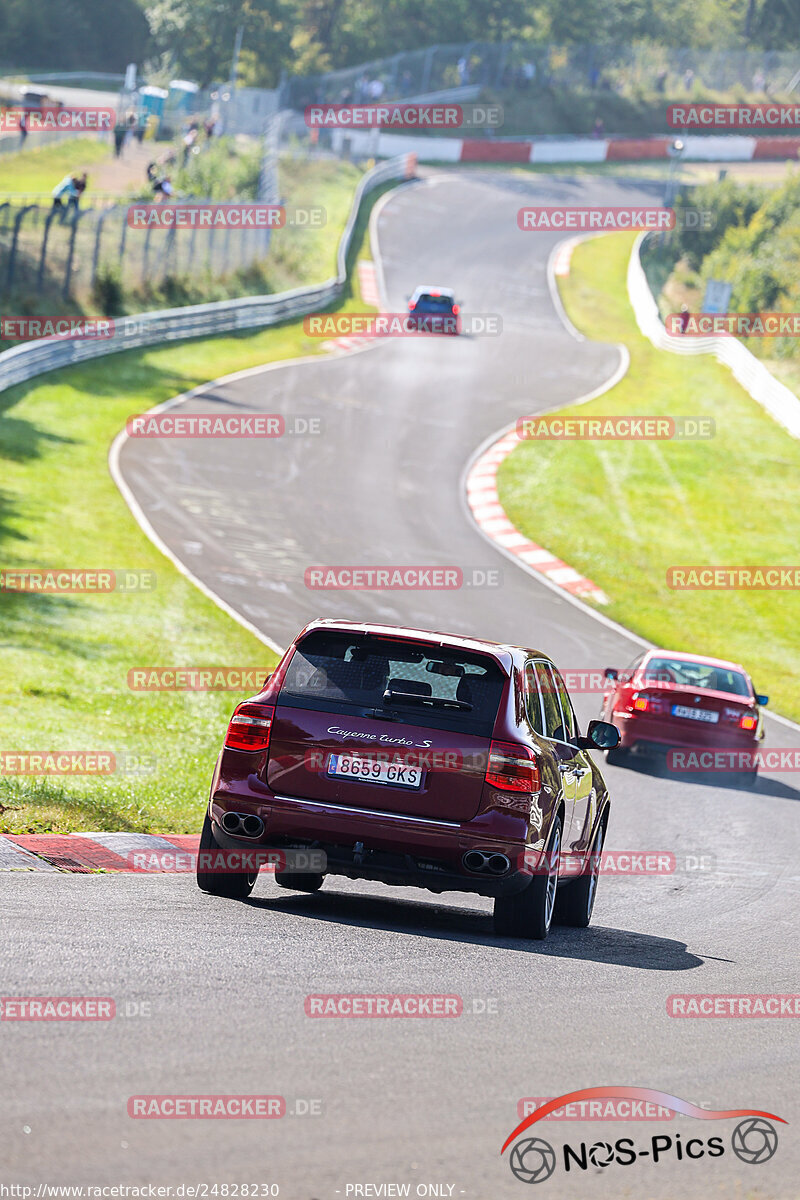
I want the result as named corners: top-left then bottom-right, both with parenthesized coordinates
top-left (241, 889), bottom-right (705, 970)
top-left (610, 754), bottom-right (800, 800)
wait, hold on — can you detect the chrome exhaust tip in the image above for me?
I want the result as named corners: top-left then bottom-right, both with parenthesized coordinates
top-left (241, 814), bottom-right (264, 838)
top-left (220, 811), bottom-right (264, 838)
top-left (463, 850), bottom-right (488, 873)
top-left (487, 853), bottom-right (511, 876)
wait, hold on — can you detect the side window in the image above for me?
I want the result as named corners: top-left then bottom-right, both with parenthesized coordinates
top-left (621, 653), bottom-right (644, 684)
top-left (524, 663), bottom-right (545, 735)
top-left (534, 662), bottom-right (562, 739)
top-left (552, 668), bottom-right (577, 745)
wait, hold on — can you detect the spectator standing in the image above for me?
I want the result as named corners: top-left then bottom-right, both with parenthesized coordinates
top-left (51, 174), bottom-right (78, 223)
top-left (113, 115), bottom-right (127, 157)
top-left (68, 172), bottom-right (87, 218)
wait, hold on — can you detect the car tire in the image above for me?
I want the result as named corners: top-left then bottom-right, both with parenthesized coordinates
top-left (554, 818), bottom-right (605, 928)
top-left (275, 870), bottom-right (324, 893)
top-left (493, 816), bottom-right (561, 941)
top-left (196, 811), bottom-right (257, 899)
top-left (605, 745), bottom-right (629, 767)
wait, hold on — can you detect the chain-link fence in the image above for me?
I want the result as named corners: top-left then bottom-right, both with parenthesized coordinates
top-left (0, 115), bottom-right (284, 308)
top-left (0, 154), bottom-right (414, 395)
top-left (284, 42), bottom-right (800, 108)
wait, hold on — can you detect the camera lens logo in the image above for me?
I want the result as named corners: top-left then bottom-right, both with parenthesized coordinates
top-left (509, 1137), bottom-right (556, 1184)
top-left (588, 1141), bottom-right (614, 1167)
top-left (731, 1118), bottom-right (778, 1164)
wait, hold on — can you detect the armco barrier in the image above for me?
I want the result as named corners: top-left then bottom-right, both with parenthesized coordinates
top-left (628, 232), bottom-right (800, 440)
top-left (0, 155), bottom-right (414, 396)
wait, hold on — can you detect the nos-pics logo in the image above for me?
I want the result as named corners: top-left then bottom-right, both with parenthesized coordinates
top-left (501, 1088), bottom-right (784, 1184)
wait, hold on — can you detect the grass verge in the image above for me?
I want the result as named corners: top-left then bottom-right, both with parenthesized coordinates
top-left (0, 137), bottom-right (111, 195)
top-left (0, 172), bottom-right (395, 834)
top-left (496, 232), bottom-right (800, 722)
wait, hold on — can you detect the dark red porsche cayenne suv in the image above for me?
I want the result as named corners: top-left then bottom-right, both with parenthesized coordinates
top-left (197, 620), bottom-right (620, 939)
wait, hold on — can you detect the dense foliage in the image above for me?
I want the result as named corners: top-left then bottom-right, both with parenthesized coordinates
top-left (2, 0), bottom-right (800, 85)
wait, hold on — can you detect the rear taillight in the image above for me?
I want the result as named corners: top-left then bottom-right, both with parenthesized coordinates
top-left (452, 303), bottom-right (460, 315)
top-left (485, 740), bottom-right (541, 792)
top-left (632, 693), bottom-right (650, 712)
top-left (631, 692), bottom-right (662, 713)
top-left (224, 703), bottom-right (275, 752)
top-left (740, 713), bottom-right (758, 731)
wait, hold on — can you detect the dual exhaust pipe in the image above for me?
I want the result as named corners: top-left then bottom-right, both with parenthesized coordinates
top-left (221, 811), bottom-right (264, 839)
top-left (463, 849), bottom-right (511, 876)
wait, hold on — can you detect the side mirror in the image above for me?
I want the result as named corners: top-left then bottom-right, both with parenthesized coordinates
top-left (604, 667), bottom-right (618, 681)
top-left (756, 694), bottom-right (768, 706)
top-left (578, 720), bottom-right (620, 751)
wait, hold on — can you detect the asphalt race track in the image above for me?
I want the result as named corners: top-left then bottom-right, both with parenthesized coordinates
top-left (2, 172), bottom-right (799, 1197)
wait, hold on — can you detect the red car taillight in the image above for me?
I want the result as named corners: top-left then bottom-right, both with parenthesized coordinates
top-left (452, 303), bottom-right (460, 315)
top-left (224, 703), bottom-right (275, 752)
top-left (631, 692), bottom-right (663, 714)
top-left (485, 740), bottom-right (541, 792)
top-left (740, 713), bottom-right (758, 731)
top-left (632, 694), bottom-right (650, 712)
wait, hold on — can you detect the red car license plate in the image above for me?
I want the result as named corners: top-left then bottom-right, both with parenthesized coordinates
top-left (671, 705), bottom-right (719, 723)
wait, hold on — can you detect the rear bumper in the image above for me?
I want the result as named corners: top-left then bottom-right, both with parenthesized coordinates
top-left (210, 778), bottom-right (533, 898)
top-left (614, 712), bottom-right (759, 755)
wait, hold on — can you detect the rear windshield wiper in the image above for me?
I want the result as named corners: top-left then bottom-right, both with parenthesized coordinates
top-left (382, 688), bottom-right (472, 711)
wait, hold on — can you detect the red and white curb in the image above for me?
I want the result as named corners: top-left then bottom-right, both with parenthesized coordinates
top-left (466, 432), bottom-right (609, 605)
top-left (321, 261), bottom-right (383, 354)
top-left (333, 129), bottom-right (800, 164)
top-left (552, 238), bottom-right (581, 278)
top-left (0, 832), bottom-right (199, 873)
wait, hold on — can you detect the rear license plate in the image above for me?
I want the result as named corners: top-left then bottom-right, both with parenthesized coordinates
top-left (672, 705), bottom-right (719, 723)
top-left (327, 754), bottom-right (423, 789)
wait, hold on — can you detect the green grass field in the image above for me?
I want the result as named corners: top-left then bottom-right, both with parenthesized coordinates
top-left (497, 232), bottom-right (800, 722)
top-left (0, 174), bottom-right (393, 835)
top-left (0, 137), bottom-right (111, 196)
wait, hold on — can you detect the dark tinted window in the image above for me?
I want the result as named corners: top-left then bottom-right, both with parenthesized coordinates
top-left (524, 663), bottom-right (545, 735)
top-left (552, 668), bottom-right (577, 744)
top-left (534, 662), bottom-right (562, 738)
top-left (279, 631), bottom-right (505, 736)
top-left (413, 294), bottom-right (454, 312)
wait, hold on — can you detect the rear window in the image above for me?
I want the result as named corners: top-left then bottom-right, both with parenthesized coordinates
top-left (413, 294), bottom-right (454, 312)
top-left (642, 657), bottom-right (751, 698)
top-left (279, 631), bottom-right (506, 737)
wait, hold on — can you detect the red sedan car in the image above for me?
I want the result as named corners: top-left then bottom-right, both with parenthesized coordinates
top-left (197, 620), bottom-right (620, 940)
top-left (599, 649), bottom-right (767, 784)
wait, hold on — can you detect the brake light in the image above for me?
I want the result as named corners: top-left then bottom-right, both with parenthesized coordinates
top-left (452, 303), bottom-right (460, 314)
top-left (224, 703), bottom-right (274, 752)
top-left (485, 740), bottom-right (540, 792)
top-left (740, 713), bottom-right (758, 731)
top-left (408, 302), bottom-right (415, 311)
top-left (430, 289), bottom-right (441, 296)
top-left (632, 694), bottom-right (650, 712)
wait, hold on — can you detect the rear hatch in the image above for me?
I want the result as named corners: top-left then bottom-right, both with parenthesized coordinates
top-left (265, 629), bottom-right (507, 822)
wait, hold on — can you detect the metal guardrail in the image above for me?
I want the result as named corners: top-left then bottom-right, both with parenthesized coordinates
top-left (0, 154), bottom-right (414, 396)
top-left (629, 232), bottom-right (800, 440)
